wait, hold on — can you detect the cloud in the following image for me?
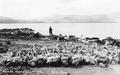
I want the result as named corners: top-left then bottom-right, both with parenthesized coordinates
top-left (0, 0), bottom-right (120, 20)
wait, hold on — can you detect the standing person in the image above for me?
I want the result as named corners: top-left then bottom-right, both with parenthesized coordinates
top-left (49, 26), bottom-right (53, 36)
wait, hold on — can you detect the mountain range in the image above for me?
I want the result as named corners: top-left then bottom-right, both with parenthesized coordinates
top-left (0, 14), bottom-right (120, 23)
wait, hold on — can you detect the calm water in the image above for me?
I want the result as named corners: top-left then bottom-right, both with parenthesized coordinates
top-left (0, 23), bottom-right (120, 39)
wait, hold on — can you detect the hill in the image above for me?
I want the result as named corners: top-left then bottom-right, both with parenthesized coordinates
top-left (1, 14), bottom-right (120, 23)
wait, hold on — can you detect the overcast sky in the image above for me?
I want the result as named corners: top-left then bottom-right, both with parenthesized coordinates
top-left (1, 0), bottom-right (120, 20)
top-left (1, 0), bottom-right (120, 39)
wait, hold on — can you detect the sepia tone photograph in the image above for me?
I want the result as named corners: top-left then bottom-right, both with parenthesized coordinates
top-left (0, 0), bottom-right (120, 75)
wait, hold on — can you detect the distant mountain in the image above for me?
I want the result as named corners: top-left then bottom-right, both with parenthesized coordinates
top-left (0, 16), bottom-right (19, 23)
top-left (33, 15), bottom-right (116, 23)
top-left (0, 16), bottom-right (29, 23)
top-left (0, 14), bottom-right (120, 23)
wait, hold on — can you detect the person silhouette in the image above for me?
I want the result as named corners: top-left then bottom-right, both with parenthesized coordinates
top-left (49, 26), bottom-right (53, 36)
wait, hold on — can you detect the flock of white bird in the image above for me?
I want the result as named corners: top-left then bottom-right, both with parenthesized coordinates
top-left (1, 42), bottom-right (120, 68)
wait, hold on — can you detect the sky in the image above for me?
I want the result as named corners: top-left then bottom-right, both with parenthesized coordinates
top-left (0, 23), bottom-right (120, 39)
top-left (0, 0), bottom-right (120, 20)
top-left (1, 0), bottom-right (120, 39)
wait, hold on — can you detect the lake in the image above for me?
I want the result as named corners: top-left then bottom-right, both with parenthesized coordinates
top-left (0, 23), bottom-right (120, 39)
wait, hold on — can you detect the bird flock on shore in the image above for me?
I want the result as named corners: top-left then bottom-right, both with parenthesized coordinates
top-left (1, 42), bottom-right (120, 68)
